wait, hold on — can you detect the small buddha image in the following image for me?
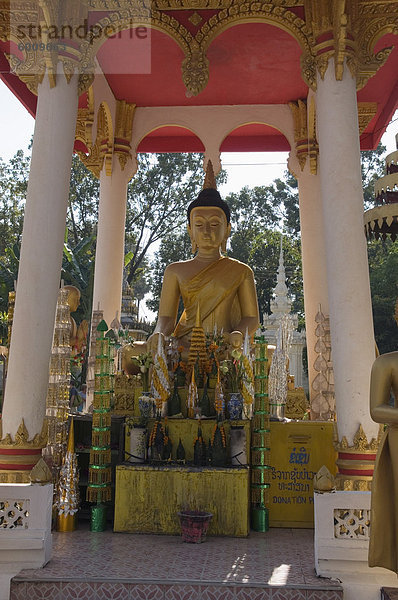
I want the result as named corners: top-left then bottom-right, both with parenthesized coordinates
top-left (147, 161), bottom-right (260, 356)
top-left (63, 285), bottom-right (89, 354)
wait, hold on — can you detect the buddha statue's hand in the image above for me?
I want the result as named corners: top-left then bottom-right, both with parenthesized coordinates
top-left (146, 332), bottom-right (165, 356)
top-left (227, 330), bottom-right (243, 350)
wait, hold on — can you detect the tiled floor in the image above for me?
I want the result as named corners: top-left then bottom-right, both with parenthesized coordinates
top-left (10, 527), bottom-right (343, 599)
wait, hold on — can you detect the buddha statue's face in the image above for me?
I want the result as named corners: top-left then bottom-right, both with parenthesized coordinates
top-left (64, 285), bottom-right (81, 313)
top-left (188, 206), bottom-right (231, 251)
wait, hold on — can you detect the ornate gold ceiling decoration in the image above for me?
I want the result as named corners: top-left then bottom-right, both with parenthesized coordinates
top-left (357, 101), bottom-right (378, 134)
top-left (87, 0), bottom-right (304, 7)
top-left (0, 1), bottom-right (397, 97)
top-left (301, 0), bottom-right (398, 90)
top-left (0, 0), bottom-right (93, 94)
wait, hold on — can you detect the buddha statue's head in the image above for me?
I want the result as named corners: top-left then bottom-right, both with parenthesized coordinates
top-left (64, 285), bottom-right (81, 314)
top-left (187, 188), bottom-right (232, 253)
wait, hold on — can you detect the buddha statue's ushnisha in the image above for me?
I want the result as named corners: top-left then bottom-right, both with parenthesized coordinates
top-left (147, 161), bottom-right (260, 354)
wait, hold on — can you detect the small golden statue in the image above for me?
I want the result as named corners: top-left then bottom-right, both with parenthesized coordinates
top-left (64, 285), bottom-right (89, 353)
top-left (368, 350), bottom-right (398, 573)
top-left (147, 161), bottom-right (260, 355)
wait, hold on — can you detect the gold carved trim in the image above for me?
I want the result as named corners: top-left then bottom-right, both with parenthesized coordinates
top-left (302, 0), bottom-right (398, 89)
top-left (358, 101), bottom-right (378, 134)
top-left (88, 0), bottom-right (304, 7)
top-left (0, 418), bottom-right (47, 448)
top-left (77, 4), bottom-right (313, 97)
top-left (335, 474), bottom-right (373, 491)
top-left (289, 98), bottom-right (318, 175)
top-left (78, 101), bottom-right (114, 178)
top-left (334, 423), bottom-right (383, 453)
top-left (0, 470), bottom-right (31, 483)
top-left (114, 100), bottom-right (136, 171)
top-left (1, 1), bottom-right (397, 97)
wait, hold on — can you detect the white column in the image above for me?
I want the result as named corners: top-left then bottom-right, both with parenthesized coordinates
top-left (316, 59), bottom-right (377, 443)
top-left (2, 74), bottom-right (79, 439)
top-left (297, 164), bottom-right (329, 402)
top-left (92, 160), bottom-right (129, 327)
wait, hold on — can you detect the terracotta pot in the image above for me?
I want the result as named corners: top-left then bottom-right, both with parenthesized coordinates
top-left (177, 510), bottom-right (213, 543)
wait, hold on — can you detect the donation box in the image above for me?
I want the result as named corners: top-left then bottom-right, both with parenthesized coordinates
top-left (269, 421), bottom-right (337, 528)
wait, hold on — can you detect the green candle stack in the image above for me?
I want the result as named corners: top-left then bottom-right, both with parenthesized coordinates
top-left (250, 334), bottom-right (271, 532)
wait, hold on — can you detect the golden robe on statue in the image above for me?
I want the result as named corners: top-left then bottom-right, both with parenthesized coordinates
top-left (368, 425), bottom-right (398, 572)
top-left (368, 351), bottom-right (398, 573)
top-left (173, 256), bottom-right (255, 339)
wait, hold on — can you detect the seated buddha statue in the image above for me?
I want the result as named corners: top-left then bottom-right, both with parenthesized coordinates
top-left (147, 163), bottom-right (260, 355)
top-left (368, 350), bottom-right (398, 573)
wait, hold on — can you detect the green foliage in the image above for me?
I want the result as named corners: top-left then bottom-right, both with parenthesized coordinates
top-left (233, 230), bottom-right (303, 324)
top-left (0, 243), bottom-right (20, 313)
top-left (67, 155), bottom-right (99, 244)
top-left (147, 229), bottom-right (191, 315)
top-left (0, 150), bottom-right (30, 255)
top-left (0, 311), bottom-right (8, 345)
top-left (361, 144), bottom-right (386, 209)
top-left (62, 234), bottom-right (96, 322)
top-left (125, 153), bottom-right (206, 284)
top-left (367, 238), bottom-right (398, 353)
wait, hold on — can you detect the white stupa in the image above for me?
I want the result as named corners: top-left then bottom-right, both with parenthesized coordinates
top-left (262, 236), bottom-right (307, 391)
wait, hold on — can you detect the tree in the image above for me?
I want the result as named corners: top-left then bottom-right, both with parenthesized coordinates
top-left (362, 143), bottom-right (386, 209)
top-left (0, 243), bottom-right (20, 313)
top-left (225, 172), bottom-right (300, 239)
top-left (67, 156), bottom-right (99, 245)
top-left (147, 229), bottom-right (191, 315)
top-left (0, 150), bottom-right (30, 255)
top-left (62, 234), bottom-right (96, 322)
top-left (125, 153), bottom-right (206, 284)
top-left (231, 229), bottom-right (303, 323)
top-left (367, 238), bottom-right (398, 354)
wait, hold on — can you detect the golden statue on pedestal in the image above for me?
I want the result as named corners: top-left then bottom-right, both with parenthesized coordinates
top-left (147, 161), bottom-right (260, 355)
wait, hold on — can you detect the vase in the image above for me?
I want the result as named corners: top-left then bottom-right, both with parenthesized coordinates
top-left (56, 513), bottom-right (76, 532)
top-left (269, 401), bottom-right (286, 420)
top-left (128, 426), bottom-right (147, 463)
top-left (90, 502), bottom-right (107, 532)
top-left (228, 392), bottom-right (243, 420)
top-left (139, 392), bottom-right (155, 419)
top-left (177, 510), bottom-right (213, 543)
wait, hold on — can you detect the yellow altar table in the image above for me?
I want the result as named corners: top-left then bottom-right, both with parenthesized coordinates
top-left (114, 463), bottom-right (250, 537)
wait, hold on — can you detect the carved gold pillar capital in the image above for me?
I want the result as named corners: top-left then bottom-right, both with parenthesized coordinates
top-left (0, 0), bottom-right (93, 95)
top-left (114, 100), bottom-right (136, 173)
top-left (0, 419), bottom-right (48, 483)
top-left (77, 101), bottom-right (113, 179)
top-left (303, 0), bottom-right (398, 90)
top-left (289, 97), bottom-right (318, 175)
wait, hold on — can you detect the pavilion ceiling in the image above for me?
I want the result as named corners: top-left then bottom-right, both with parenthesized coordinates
top-left (0, 0), bottom-right (397, 152)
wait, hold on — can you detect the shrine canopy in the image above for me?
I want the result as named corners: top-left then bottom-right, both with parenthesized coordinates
top-left (0, 5), bottom-right (397, 153)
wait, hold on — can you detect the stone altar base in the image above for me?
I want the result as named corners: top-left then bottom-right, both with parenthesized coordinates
top-left (314, 491), bottom-right (398, 600)
top-left (0, 484), bottom-right (52, 570)
top-left (0, 483), bottom-right (53, 600)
